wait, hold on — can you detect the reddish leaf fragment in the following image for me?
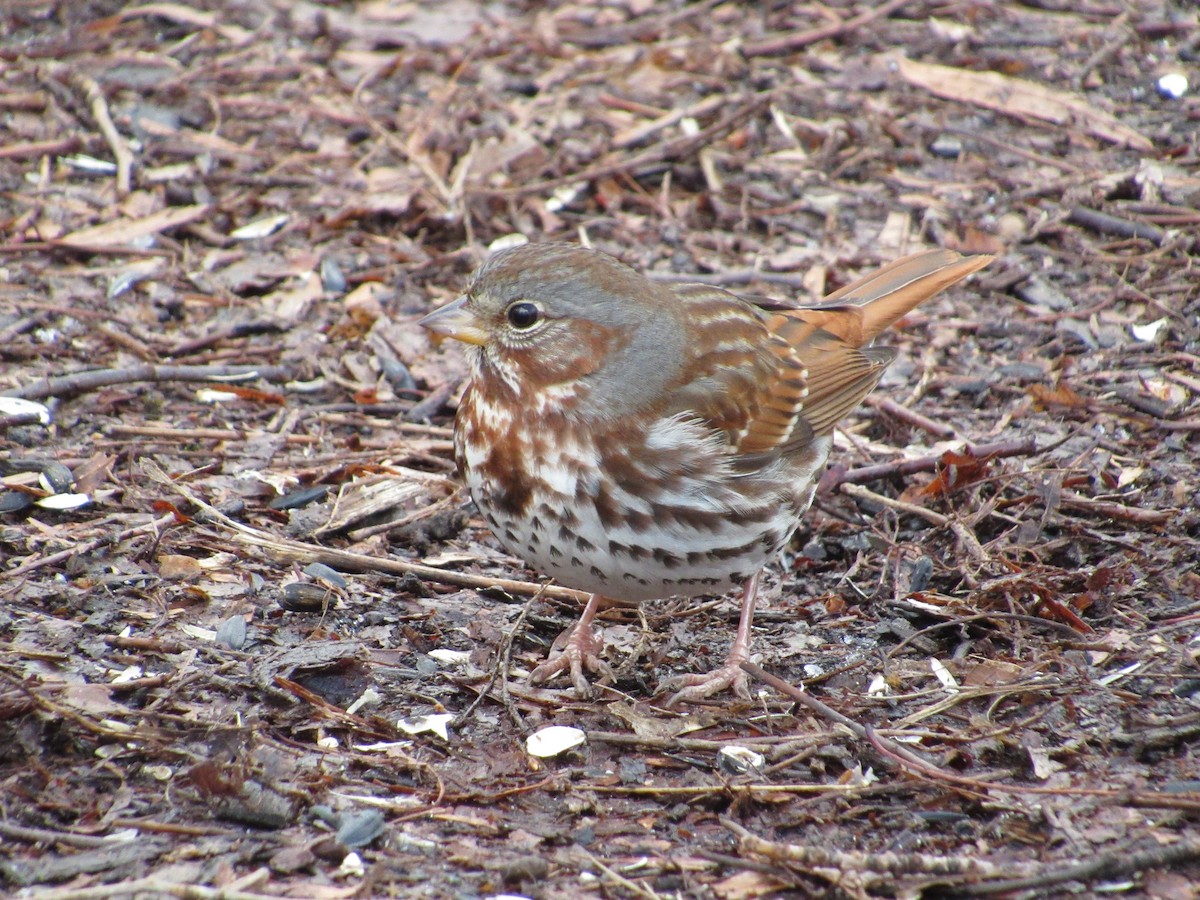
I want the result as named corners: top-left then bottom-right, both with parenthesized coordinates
top-left (203, 385), bottom-right (286, 405)
top-left (188, 761), bottom-right (242, 797)
top-left (1034, 594), bottom-right (1095, 634)
top-left (151, 499), bottom-right (191, 523)
top-left (1028, 382), bottom-right (1088, 410)
top-left (920, 448), bottom-right (992, 498)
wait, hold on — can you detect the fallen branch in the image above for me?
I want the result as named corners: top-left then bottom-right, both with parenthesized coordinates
top-left (1068, 206), bottom-right (1166, 245)
top-left (68, 71), bottom-right (135, 195)
top-left (739, 661), bottom-right (952, 778)
top-left (839, 482), bottom-right (989, 564)
top-left (141, 460), bottom-right (589, 603)
top-left (4, 364), bottom-right (297, 401)
top-left (743, 0), bottom-right (916, 57)
top-left (823, 437), bottom-right (1039, 491)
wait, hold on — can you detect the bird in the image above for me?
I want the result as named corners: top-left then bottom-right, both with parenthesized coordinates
top-left (420, 241), bottom-right (992, 704)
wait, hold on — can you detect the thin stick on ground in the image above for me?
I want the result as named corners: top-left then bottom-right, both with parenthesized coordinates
top-left (5, 364), bottom-right (298, 401)
top-left (140, 459), bottom-right (589, 603)
top-left (453, 583), bottom-right (551, 731)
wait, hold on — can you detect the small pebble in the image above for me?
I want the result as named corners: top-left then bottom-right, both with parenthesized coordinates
top-left (929, 134), bottom-right (963, 159)
top-left (1156, 73), bottom-right (1188, 99)
top-left (320, 257), bottom-right (347, 293)
top-left (216, 614), bottom-right (247, 650)
top-left (995, 211), bottom-right (1025, 241)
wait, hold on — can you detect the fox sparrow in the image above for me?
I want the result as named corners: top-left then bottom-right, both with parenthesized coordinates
top-left (421, 242), bottom-right (992, 703)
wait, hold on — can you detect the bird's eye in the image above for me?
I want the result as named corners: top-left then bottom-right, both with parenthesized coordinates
top-left (506, 301), bottom-right (541, 330)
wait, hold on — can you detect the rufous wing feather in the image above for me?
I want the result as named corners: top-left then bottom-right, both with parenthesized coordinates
top-left (804, 249), bottom-right (994, 345)
top-left (671, 250), bottom-right (992, 462)
top-left (770, 249), bottom-right (993, 443)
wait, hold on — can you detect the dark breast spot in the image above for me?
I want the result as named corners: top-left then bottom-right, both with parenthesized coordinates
top-left (479, 444), bottom-right (534, 517)
top-left (652, 549), bottom-right (681, 569)
top-left (593, 485), bottom-right (622, 529)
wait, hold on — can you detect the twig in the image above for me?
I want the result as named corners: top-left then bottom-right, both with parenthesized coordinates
top-left (955, 839), bottom-right (1200, 896)
top-left (453, 584), bottom-right (549, 730)
top-left (0, 821), bottom-right (118, 849)
top-left (886, 612), bottom-right (1090, 660)
top-left (347, 487), bottom-right (465, 542)
top-left (840, 482), bottom-right (950, 527)
top-left (4, 364), bottom-right (297, 401)
top-left (0, 412), bottom-right (48, 429)
top-left (823, 437), bottom-right (1039, 491)
top-left (0, 241), bottom-right (171, 257)
top-left (840, 483), bottom-right (989, 563)
top-left (575, 846), bottom-right (664, 900)
top-left (0, 667), bottom-right (170, 743)
top-left (588, 731), bottom-right (826, 755)
top-left (1059, 490), bottom-right (1176, 525)
top-left (1073, 11), bottom-right (1132, 89)
top-left (743, 665), bottom-right (1200, 814)
top-left (611, 93), bottom-right (727, 149)
top-left (108, 424), bottom-right (320, 445)
top-left (722, 818), bottom-right (1200, 894)
top-left (482, 90), bottom-right (776, 198)
top-left (590, 783), bottom-right (876, 797)
top-left (0, 137), bottom-right (81, 160)
top-left (69, 72), bottom-right (134, 195)
top-left (722, 817), bottom-right (1019, 879)
top-left (864, 395), bottom-right (957, 439)
top-left (743, 0), bottom-right (915, 57)
top-left (141, 460), bottom-right (590, 603)
top-left (5, 511), bottom-right (180, 580)
top-left (692, 849), bottom-right (795, 880)
top-left (947, 126), bottom-right (1085, 174)
top-left (95, 322), bottom-right (158, 361)
top-left (19, 874), bottom-right (318, 900)
top-left (646, 268), bottom-right (812, 288)
top-left (1068, 206), bottom-right (1166, 245)
top-left (739, 661), bottom-right (950, 776)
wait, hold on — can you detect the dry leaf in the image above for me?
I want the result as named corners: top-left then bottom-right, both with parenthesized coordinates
top-left (893, 54), bottom-right (1153, 151)
top-left (60, 204), bottom-right (210, 247)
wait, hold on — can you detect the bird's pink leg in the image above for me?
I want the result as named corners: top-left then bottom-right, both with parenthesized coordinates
top-left (665, 570), bottom-right (761, 706)
top-left (528, 592), bottom-right (614, 698)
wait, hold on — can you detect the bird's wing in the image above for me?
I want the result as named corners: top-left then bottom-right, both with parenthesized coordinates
top-left (768, 249), bottom-right (993, 440)
top-left (663, 283), bottom-right (812, 457)
top-left (664, 250), bottom-right (992, 459)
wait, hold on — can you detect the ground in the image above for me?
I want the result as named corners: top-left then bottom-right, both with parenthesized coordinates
top-left (2, 1), bottom-right (1199, 898)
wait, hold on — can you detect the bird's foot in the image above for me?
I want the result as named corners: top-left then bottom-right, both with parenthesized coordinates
top-left (663, 660), bottom-right (753, 707)
top-left (664, 571), bottom-right (760, 706)
top-left (528, 623), bottom-right (613, 699)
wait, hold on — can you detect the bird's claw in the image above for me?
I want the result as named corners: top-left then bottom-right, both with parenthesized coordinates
top-left (663, 663), bottom-right (753, 707)
top-left (528, 624), bottom-right (613, 699)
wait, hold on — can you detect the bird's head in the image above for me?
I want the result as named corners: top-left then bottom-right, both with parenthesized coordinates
top-left (420, 243), bottom-right (685, 406)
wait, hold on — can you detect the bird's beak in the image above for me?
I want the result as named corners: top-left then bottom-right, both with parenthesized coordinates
top-left (418, 295), bottom-right (488, 346)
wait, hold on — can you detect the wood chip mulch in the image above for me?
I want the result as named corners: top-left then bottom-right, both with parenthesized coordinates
top-left (2, 2), bottom-right (1198, 898)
